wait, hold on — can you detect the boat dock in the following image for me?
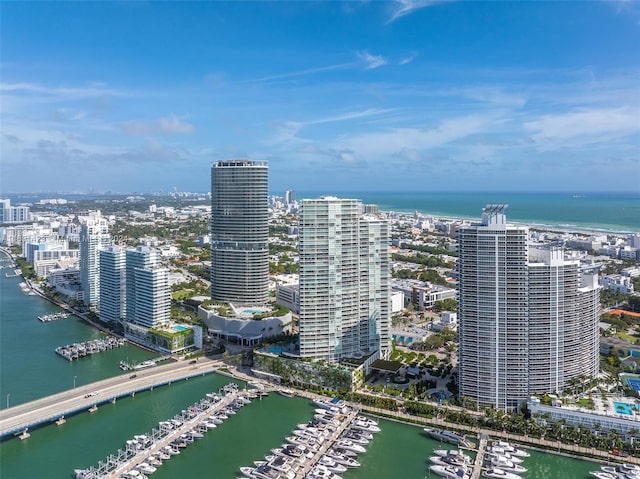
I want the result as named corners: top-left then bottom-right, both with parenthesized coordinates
top-left (38, 312), bottom-right (70, 322)
top-left (470, 435), bottom-right (487, 479)
top-left (294, 407), bottom-right (360, 479)
top-left (75, 384), bottom-right (253, 479)
top-left (55, 337), bottom-right (126, 361)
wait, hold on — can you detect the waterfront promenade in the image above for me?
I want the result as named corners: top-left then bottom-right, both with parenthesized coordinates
top-left (0, 358), bottom-right (223, 439)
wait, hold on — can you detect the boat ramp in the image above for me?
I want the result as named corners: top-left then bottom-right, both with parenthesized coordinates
top-left (55, 337), bottom-right (126, 361)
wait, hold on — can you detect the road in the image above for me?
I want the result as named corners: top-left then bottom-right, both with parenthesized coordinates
top-left (0, 357), bottom-right (223, 439)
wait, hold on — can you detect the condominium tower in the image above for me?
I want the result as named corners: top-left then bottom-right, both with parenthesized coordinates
top-left (99, 245), bottom-right (126, 324)
top-left (210, 160), bottom-right (269, 305)
top-left (298, 197), bottom-right (391, 362)
top-left (457, 205), bottom-right (600, 411)
top-left (79, 214), bottom-right (111, 307)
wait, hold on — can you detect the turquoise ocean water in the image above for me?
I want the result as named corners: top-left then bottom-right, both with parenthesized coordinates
top-left (298, 192), bottom-right (640, 232)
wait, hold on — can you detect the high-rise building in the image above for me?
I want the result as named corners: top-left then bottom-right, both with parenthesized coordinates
top-left (210, 160), bottom-right (269, 305)
top-left (131, 266), bottom-right (170, 329)
top-left (126, 246), bottom-right (161, 323)
top-left (298, 197), bottom-right (390, 362)
top-left (99, 246), bottom-right (126, 324)
top-left (285, 189), bottom-right (296, 205)
top-left (79, 214), bottom-right (111, 307)
top-left (457, 205), bottom-right (600, 411)
top-left (0, 199), bottom-right (31, 224)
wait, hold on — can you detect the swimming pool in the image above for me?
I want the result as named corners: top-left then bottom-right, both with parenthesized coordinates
top-left (173, 325), bottom-right (190, 332)
top-left (242, 309), bottom-right (264, 315)
top-left (613, 401), bottom-right (639, 415)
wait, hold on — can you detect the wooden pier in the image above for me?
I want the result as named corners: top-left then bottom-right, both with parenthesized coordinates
top-left (470, 435), bottom-right (487, 479)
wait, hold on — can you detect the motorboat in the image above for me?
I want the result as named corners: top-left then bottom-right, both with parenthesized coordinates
top-left (162, 446), bottom-right (180, 455)
top-left (489, 457), bottom-right (527, 474)
top-left (434, 449), bottom-right (473, 464)
top-left (279, 389), bottom-right (295, 398)
top-left (430, 455), bottom-right (470, 470)
top-left (309, 464), bottom-right (343, 479)
top-left (429, 464), bottom-right (469, 479)
top-left (589, 472), bottom-right (617, 479)
top-left (313, 398), bottom-right (346, 410)
top-left (483, 468), bottom-right (522, 479)
top-left (325, 450), bottom-right (360, 468)
top-left (351, 420), bottom-right (381, 433)
top-left (424, 427), bottom-right (472, 448)
top-left (335, 439), bottom-right (366, 454)
top-left (487, 447), bottom-right (524, 464)
top-left (319, 456), bottom-right (348, 473)
top-left (136, 463), bottom-right (157, 474)
top-left (492, 441), bottom-right (529, 458)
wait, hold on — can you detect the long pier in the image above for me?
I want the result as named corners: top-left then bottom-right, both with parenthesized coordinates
top-left (100, 388), bottom-right (246, 479)
top-left (293, 407), bottom-right (360, 479)
top-left (470, 435), bottom-right (487, 479)
top-left (0, 358), bottom-right (224, 440)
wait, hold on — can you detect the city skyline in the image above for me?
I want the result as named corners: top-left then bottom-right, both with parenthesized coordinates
top-left (1, 1), bottom-right (639, 194)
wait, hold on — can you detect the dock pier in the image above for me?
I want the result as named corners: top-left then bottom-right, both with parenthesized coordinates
top-left (470, 435), bottom-right (487, 479)
top-left (293, 407), bottom-right (360, 479)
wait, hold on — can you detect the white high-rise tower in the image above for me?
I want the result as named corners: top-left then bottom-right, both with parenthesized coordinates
top-left (457, 205), bottom-right (600, 411)
top-left (79, 213), bottom-right (111, 307)
top-left (298, 197), bottom-right (390, 362)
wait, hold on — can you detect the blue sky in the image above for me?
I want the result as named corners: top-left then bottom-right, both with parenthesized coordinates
top-left (1, 1), bottom-right (639, 194)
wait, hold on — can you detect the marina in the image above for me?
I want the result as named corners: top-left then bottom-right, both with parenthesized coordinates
top-left (55, 337), bottom-right (126, 361)
top-left (75, 383), bottom-right (253, 479)
top-left (38, 312), bottom-right (71, 322)
top-left (240, 399), bottom-right (379, 479)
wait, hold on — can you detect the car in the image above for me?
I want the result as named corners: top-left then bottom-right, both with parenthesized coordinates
top-left (84, 391), bottom-right (99, 398)
top-left (129, 374), bottom-right (137, 379)
top-left (189, 360), bottom-right (197, 364)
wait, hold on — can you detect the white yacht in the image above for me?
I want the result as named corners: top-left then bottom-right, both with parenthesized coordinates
top-left (489, 457), bottom-right (527, 474)
top-left (429, 464), bottom-right (469, 479)
top-left (430, 455), bottom-right (470, 471)
top-left (351, 419), bottom-right (381, 433)
top-left (313, 398), bottom-right (346, 410)
top-left (136, 463), bottom-right (157, 474)
top-left (590, 472), bottom-right (617, 479)
top-left (336, 439), bottom-right (366, 453)
top-left (487, 447), bottom-right (524, 464)
top-left (318, 456), bottom-right (348, 474)
top-left (309, 464), bottom-right (343, 479)
top-left (424, 428), bottom-right (472, 448)
top-left (325, 450), bottom-right (360, 468)
top-left (434, 449), bottom-right (472, 464)
top-left (483, 468), bottom-right (522, 479)
top-left (491, 441), bottom-right (529, 458)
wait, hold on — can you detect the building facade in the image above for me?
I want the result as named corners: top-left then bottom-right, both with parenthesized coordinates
top-left (125, 246), bottom-right (161, 324)
top-left (298, 197), bottom-right (390, 362)
top-left (99, 246), bottom-right (126, 324)
top-left (132, 266), bottom-right (170, 328)
top-left (210, 160), bottom-right (269, 305)
top-left (457, 205), bottom-right (600, 411)
top-left (79, 215), bottom-right (111, 307)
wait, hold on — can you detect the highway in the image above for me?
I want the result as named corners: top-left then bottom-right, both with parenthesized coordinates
top-left (0, 357), bottom-right (224, 439)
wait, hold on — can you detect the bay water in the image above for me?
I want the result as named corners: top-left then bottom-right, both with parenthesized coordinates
top-left (0, 255), bottom-right (607, 479)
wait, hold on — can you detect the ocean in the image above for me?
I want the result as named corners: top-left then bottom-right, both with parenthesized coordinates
top-left (297, 192), bottom-right (640, 233)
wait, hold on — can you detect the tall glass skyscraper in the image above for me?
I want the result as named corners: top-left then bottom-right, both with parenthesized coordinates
top-left (79, 214), bottom-right (111, 307)
top-left (210, 160), bottom-right (269, 305)
top-left (457, 205), bottom-right (600, 411)
top-left (298, 197), bottom-right (390, 362)
top-left (99, 245), bottom-right (126, 324)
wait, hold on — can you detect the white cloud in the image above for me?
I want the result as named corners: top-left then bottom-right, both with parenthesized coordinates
top-left (524, 107), bottom-right (640, 151)
top-left (120, 115), bottom-right (195, 136)
top-left (399, 52), bottom-right (419, 65)
top-left (356, 50), bottom-right (388, 70)
top-left (246, 63), bottom-right (356, 83)
top-left (387, 0), bottom-right (452, 24)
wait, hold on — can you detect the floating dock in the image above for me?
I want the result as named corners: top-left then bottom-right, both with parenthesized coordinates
top-left (38, 312), bottom-right (70, 322)
top-left (55, 337), bottom-right (126, 361)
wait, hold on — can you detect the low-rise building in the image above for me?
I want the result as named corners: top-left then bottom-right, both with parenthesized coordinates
top-left (601, 274), bottom-right (635, 295)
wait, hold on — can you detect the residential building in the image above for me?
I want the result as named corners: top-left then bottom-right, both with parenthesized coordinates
top-left (132, 266), bottom-right (170, 328)
top-left (79, 214), bottom-right (111, 307)
top-left (210, 160), bottom-right (269, 305)
top-left (298, 197), bottom-right (390, 362)
top-left (601, 274), bottom-right (635, 295)
top-left (457, 205), bottom-right (600, 411)
top-left (125, 246), bottom-right (161, 324)
top-left (99, 246), bottom-right (126, 325)
top-left (0, 199), bottom-right (30, 224)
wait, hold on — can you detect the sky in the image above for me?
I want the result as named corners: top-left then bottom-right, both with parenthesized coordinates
top-left (1, 1), bottom-right (639, 194)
